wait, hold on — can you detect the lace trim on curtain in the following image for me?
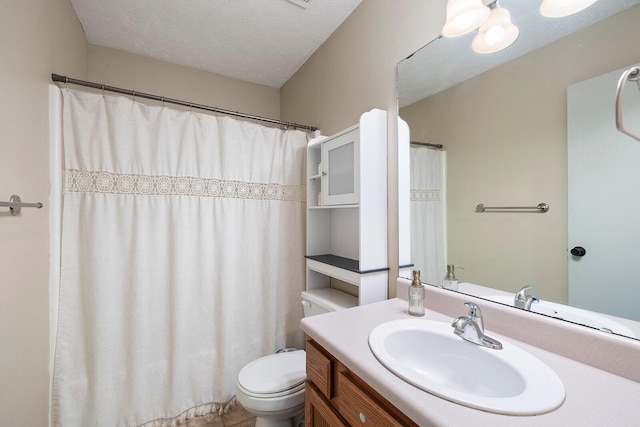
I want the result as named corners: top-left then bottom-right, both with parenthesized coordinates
top-left (411, 189), bottom-right (440, 202)
top-left (138, 397), bottom-right (237, 427)
top-left (65, 169), bottom-right (305, 202)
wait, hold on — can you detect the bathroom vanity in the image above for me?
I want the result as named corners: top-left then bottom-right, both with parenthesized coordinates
top-left (305, 339), bottom-right (417, 426)
top-left (300, 282), bottom-right (640, 426)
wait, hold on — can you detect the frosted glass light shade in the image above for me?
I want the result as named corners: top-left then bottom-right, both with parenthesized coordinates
top-left (472, 7), bottom-right (519, 54)
top-left (442, 0), bottom-right (491, 38)
top-left (540, 0), bottom-right (600, 18)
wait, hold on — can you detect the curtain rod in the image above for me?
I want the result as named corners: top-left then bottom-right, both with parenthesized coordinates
top-left (410, 140), bottom-right (444, 149)
top-left (51, 74), bottom-right (318, 132)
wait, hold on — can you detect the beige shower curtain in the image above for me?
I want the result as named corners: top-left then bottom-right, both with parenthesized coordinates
top-left (51, 88), bottom-right (307, 426)
top-left (410, 146), bottom-right (446, 286)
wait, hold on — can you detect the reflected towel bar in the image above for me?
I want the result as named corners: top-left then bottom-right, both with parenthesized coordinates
top-left (0, 195), bottom-right (43, 216)
top-left (476, 203), bottom-right (549, 213)
top-left (615, 66), bottom-right (640, 142)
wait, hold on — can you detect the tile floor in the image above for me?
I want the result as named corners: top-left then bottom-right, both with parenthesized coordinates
top-left (221, 405), bottom-right (256, 427)
top-left (183, 404), bottom-right (256, 427)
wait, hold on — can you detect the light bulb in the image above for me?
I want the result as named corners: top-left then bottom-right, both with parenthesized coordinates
top-left (472, 6), bottom-right (519, 54)
top-left (442, 0), bottom-right (491, 38)
top-left (454, 10), bottom-right (478, 30)
top-left (484, 25), bottom-right (506, 46)
top-left (540, 0), bottom-right (600, 18)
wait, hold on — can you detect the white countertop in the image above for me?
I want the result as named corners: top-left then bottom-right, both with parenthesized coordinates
top-left (300, 298), bottom-right (640, 427)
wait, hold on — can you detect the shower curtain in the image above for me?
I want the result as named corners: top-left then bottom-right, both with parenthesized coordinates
top-left (410, 147), bottom-right (446, 285)
top-left (51, 88), bottom-right (308, 426)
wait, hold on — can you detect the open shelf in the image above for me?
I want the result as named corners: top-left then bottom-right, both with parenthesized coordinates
top-left (308, 204), bottom-right (358, 210)
top-left (306, 254), bottom-right (389, 274)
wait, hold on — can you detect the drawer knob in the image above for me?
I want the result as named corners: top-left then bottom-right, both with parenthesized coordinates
top-left (359, 412), bottom-right (366, 423)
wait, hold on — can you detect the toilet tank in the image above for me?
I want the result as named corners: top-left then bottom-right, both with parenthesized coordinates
top-left (301, 288), bottom-right (358, 317)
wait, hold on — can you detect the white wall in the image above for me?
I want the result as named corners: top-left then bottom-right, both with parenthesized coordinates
top-left (0, 0), bottom-right (87, 424)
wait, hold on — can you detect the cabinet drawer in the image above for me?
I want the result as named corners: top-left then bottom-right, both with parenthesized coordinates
top-left (338, 372), bottom-right (405, 427)
top-left (306, 340), bottom-right (333, 399)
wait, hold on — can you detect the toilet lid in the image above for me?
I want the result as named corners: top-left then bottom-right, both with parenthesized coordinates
top-left (238, 350), bottom-right (306, 395)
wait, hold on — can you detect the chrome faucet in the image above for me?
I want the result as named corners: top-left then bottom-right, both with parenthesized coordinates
top-left (514, 285), bottom-right (539, 310)
top-left (451, 302), bottom-right (503, 350)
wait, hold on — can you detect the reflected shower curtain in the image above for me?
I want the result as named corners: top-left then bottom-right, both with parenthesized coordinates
top-left (410, 147), bottom-right (446, 285)
top-left (51, 89), bottom-right (307, 426)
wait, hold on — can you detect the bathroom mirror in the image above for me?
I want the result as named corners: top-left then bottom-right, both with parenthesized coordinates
top-left (398, 0), bottom-right (640, 341)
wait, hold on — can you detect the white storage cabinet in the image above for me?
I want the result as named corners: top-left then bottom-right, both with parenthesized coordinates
top-left (305, 109), bottom-right (388, 307)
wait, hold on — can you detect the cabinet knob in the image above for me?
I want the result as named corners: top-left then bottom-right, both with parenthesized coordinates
top-left (321, 171), bottom-right (327, 176)
top-left (359, 412), bottom-right (366, 423)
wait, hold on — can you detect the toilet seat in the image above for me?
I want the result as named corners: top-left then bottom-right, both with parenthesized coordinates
top-left (237, 380), bottom-right (305, 399)
top-left (237, 350), bottom-right (306, 397)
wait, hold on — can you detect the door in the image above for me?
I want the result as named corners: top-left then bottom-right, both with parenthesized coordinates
top-left (567, 65), bottom-right (640, 321)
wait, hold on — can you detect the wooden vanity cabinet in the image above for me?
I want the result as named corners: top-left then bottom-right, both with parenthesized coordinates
top-left (305, 339), bottom-right (418, 427)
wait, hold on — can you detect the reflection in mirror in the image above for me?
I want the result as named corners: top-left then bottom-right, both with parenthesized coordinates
top-left (397, 1), bottom-right (640, 340)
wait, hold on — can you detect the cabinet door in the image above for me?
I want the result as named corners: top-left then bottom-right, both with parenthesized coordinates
top-left (306, 382), bottom-right (348, 427)
top-left (322, 129), bottom-right (359, 205)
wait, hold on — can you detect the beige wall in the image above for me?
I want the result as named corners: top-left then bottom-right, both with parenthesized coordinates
top-left (0, 0), bottom-right (87, 424)
top-left (281, 0), bottom-right (447, 295)
top-left (14, 0), bottom-right (629, 422)
top-left (88, 45), bottom-right (281, 120)
top-left (400, 6), bottom-right (640, 304)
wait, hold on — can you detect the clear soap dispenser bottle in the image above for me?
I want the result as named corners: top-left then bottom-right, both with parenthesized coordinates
top-left (408, 270), bottom-right (425, 317)
top-left (443, 264), bottom-right (458, 291)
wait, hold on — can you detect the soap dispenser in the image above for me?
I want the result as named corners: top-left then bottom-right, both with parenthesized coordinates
top-left (443, 264), bottom-right (459, 291)
top-left (408, 270), bottom-right (425, 317)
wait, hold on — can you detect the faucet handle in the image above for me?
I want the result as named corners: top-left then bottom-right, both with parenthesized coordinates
top-left (515, 285), bottom-right (539, 310)
top-left (515, 285), bottom-right (534, 301)
top-left (464, 302), bottom-right (481, 317)
top-left (464, 302), bottom-right (484, 333)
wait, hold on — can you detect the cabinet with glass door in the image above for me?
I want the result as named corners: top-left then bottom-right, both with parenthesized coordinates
top-left (306, 109), bottom-right (388, 308)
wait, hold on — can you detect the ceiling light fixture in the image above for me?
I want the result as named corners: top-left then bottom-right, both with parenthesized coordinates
top-left (540, 0), bottom-right (600, 18)
top-left (471, 2), bottom-right (519, 54)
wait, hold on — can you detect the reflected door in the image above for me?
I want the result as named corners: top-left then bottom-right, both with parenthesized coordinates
top-left (568, 66), bottom-right (640, 322)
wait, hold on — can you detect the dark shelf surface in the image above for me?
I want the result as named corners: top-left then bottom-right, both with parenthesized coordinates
top-left (306, 254), bottom-right (389, 274)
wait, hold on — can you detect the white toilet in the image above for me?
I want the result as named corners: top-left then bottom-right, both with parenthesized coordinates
top-left (235, 288), bottom-right (357, 427)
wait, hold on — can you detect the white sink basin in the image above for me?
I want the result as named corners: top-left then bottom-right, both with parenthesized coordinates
top-left (486, 295), bottom-right (636, 338)
top-left (368, 319), bottom-right (565, 415)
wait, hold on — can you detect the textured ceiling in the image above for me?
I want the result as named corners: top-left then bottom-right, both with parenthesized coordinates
top-left (70, 0), bottom-right (362, 88)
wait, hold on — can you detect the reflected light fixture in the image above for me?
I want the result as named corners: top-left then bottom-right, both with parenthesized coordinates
top-left (442, 0), bottom-right (601, 54)
top-left (540, 0), bottom-right (600, 18)
top-left (472, 2), bottom-right (519, 54)
top-left (442, 0), bottom-right (491, 38)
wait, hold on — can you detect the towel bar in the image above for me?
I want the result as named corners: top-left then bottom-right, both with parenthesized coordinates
top-left (476, 203), bottom-right (549, 213)
top-left (0, 195), bottom-right (43, 216)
